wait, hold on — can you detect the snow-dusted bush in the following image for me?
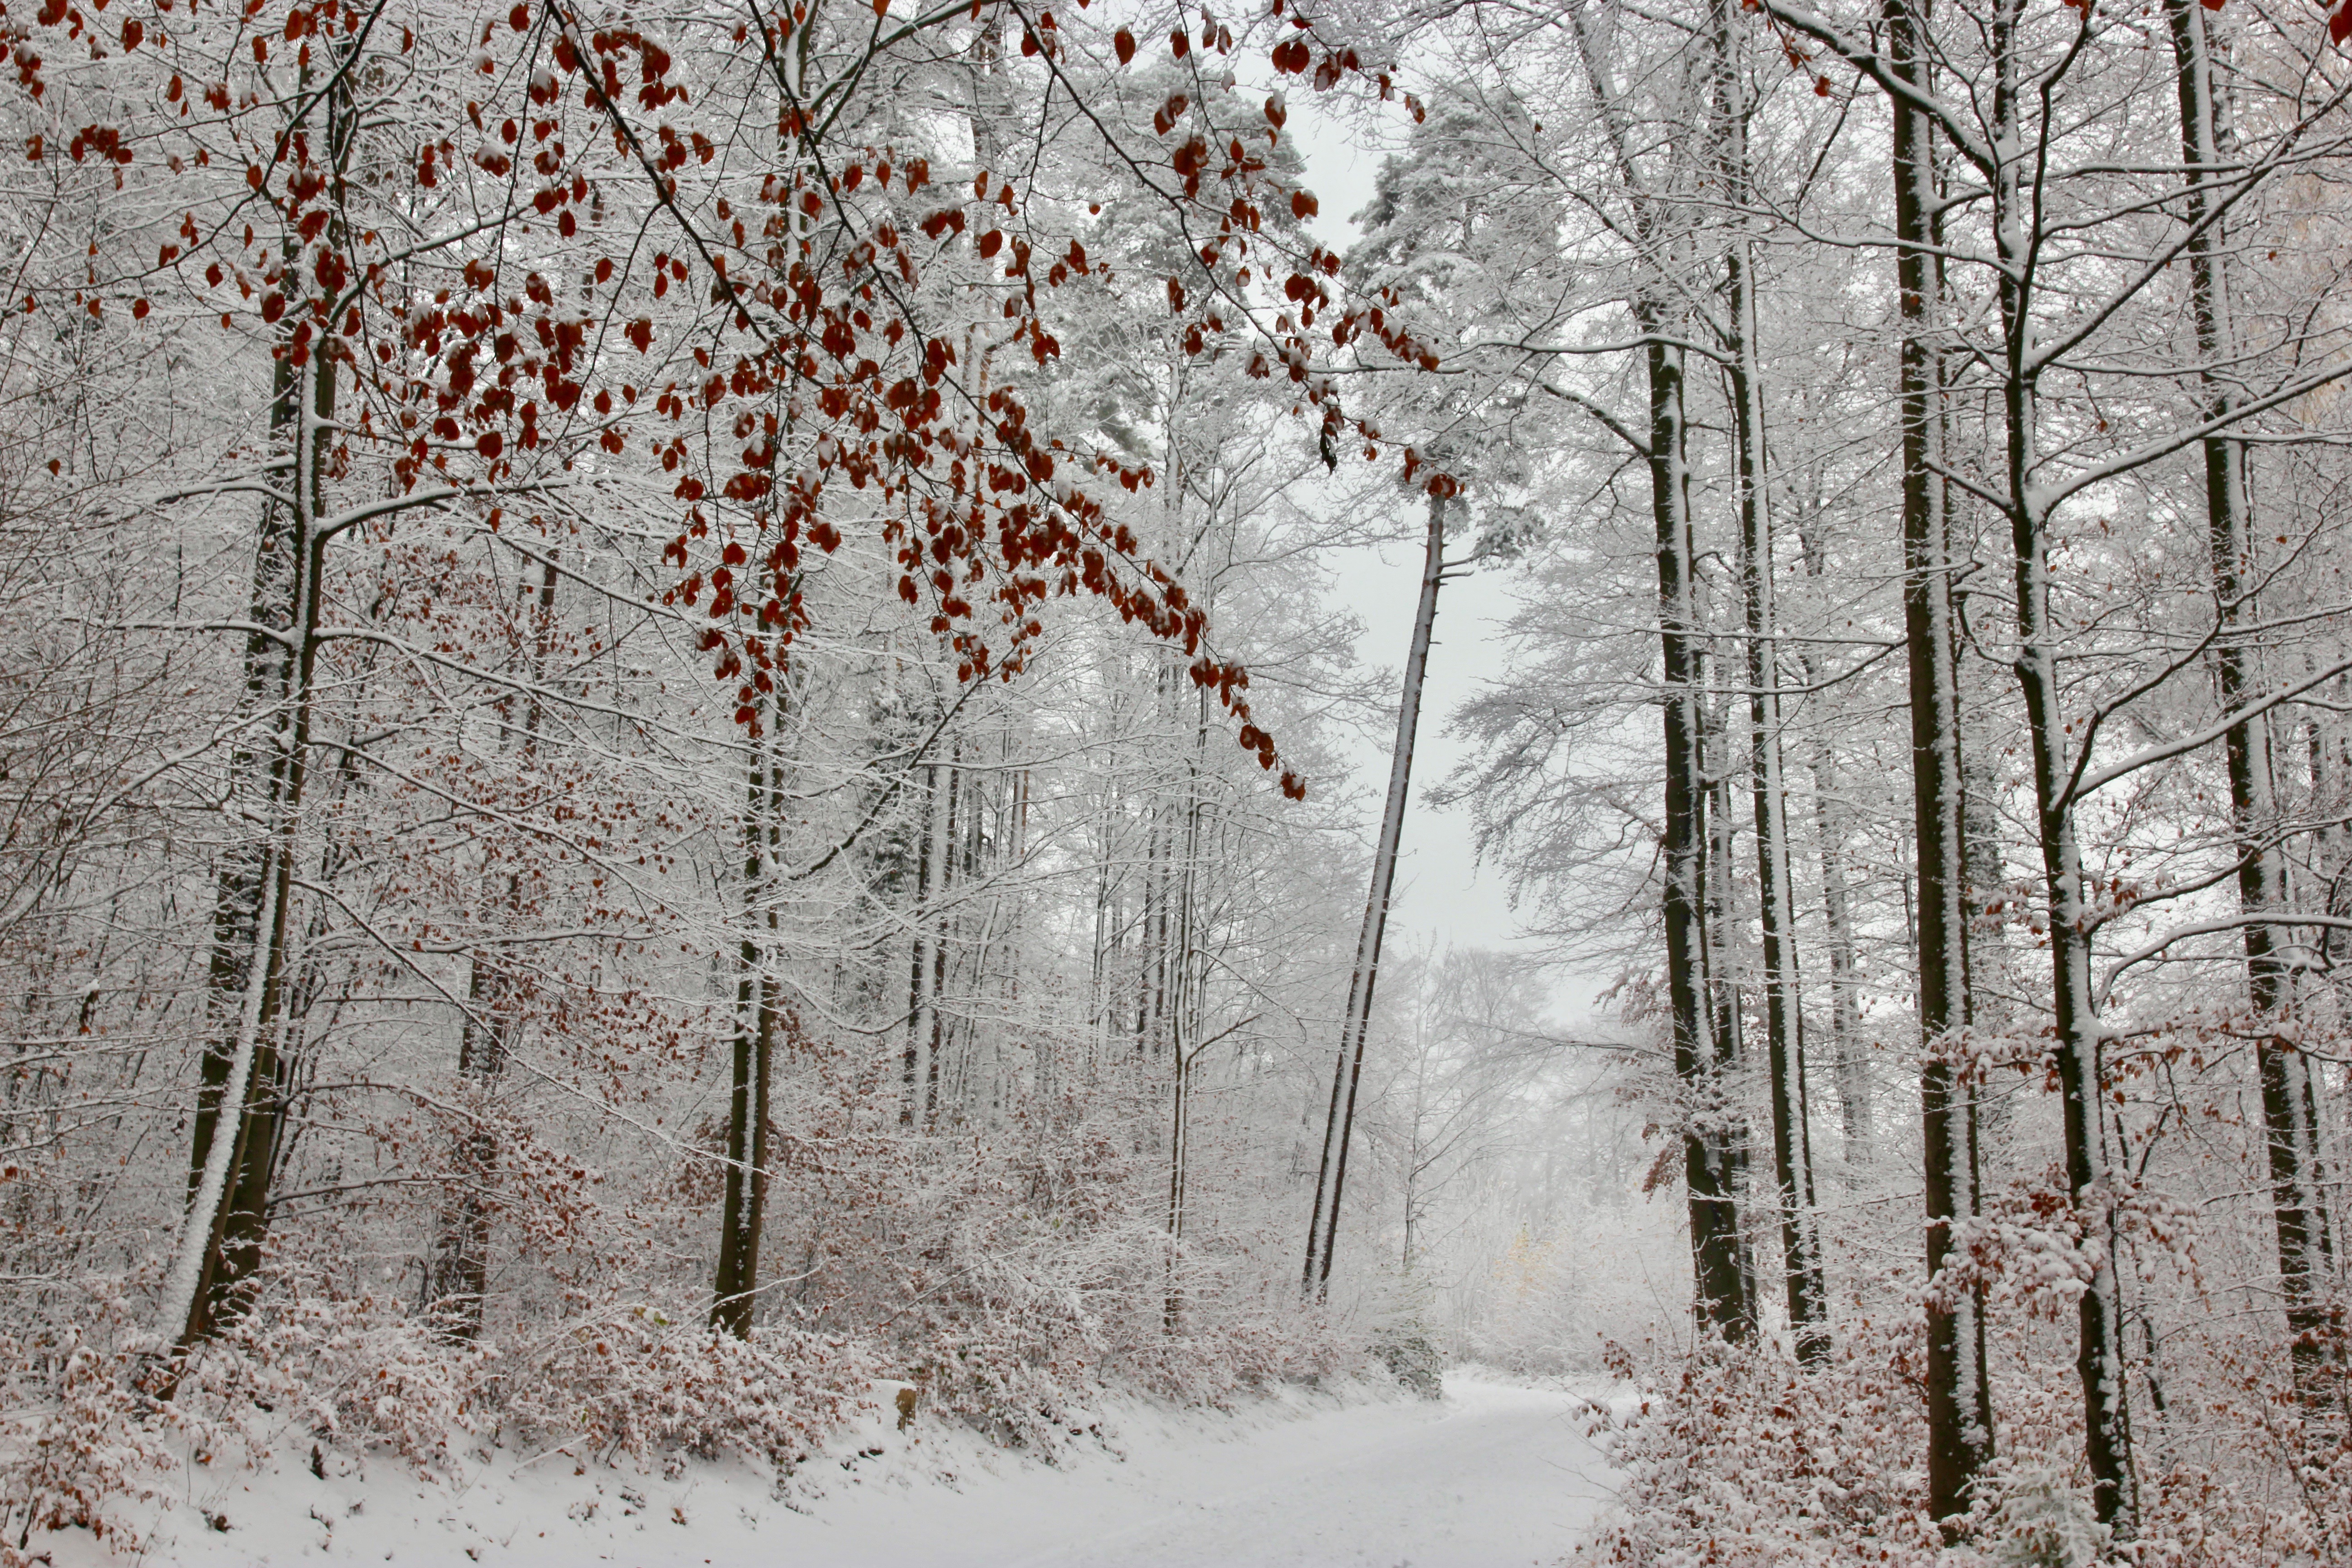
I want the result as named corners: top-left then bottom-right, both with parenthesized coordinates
top-left (0, 1321), bottom-right (173, 1567)
top-left (511, 1315), bottom-right (861, 1475)
top-left (1576, 1326), bottom-right (1946, 1566)
top-left (1978, 1461), bottom-right (2108, 1568)
top-left (1577, 1317), bottom-right (2350, 1567)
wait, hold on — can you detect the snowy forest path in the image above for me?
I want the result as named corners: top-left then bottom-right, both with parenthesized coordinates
top-left (1002, 1373), bottom-right (1614, 1568)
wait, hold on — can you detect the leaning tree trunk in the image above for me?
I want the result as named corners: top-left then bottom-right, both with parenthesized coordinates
top-left (1888, 0), bottom-right (1996, 1524)
top-left (1303, 488), bottom-right (1446, 1298)
top-left (2165, 0), bottom-right (2339, 1414)
top-left (167, 59), bottom-right (351, 1347)
top-left (164, 339), bottom-right (336, 1357)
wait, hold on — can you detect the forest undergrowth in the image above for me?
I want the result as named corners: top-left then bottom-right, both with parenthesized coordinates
top-left (0, 1054), bottom-right (1367, 1563)
top-left (1584, 1321), bottom-right (2351, 1567)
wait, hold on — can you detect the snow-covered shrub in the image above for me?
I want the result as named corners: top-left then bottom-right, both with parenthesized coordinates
top-left (1370, 1322), bottom-right (1444, 1399)
top-left (1576, 1326), bottom-right (1946, 1567)
top-left (193, 1278), bottom-right (490, 1472)
top-left (1577, 1312), bottom-right (2349, 1567)
top-left (0, 1319), bottom-right (172, 1566)
top-left (1978, 1460), bottom-right (2107, 1568)
top-left (511, 1314), bottom-right (862, 1475)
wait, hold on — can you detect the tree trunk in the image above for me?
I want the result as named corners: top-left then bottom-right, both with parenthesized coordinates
top-left (1560, 1), bottom-right (1749, 1339)
top-left (427, 952), bottom-right (505, 1338)
top-left (1714, 0), bottom-right (1827, 1359)
top-left (713, 686), bottom-right (783, 1337)
top-left (1888, 0), bottom-right (1996, 1523)
top-left (902, 754), bottom-right (939, 1125)
top-left (925, 740), bottom-right (959, 1127)
top-left (427, 556), bottom-right (560, 1341)
top-left (1166, 682), bottom-right (1210, 1330)
top-left (1704, 707), bottom-right (1763, 1330)
top-left (1988, 0), bottom-right (2135, 1525)
top-left (1794, 526), bottom-right (1869, 1165)
top-left (1654, 328), bottom-right (1751, 1342)
top-left (1303, 490), bottom-right (1446, 1298)
top-left (164, 338), bottom-right (336, 1356)
top-left (1812, 752), bottom-right (1867, 1161)
top-left (2165, 0), bottom-right (2339, 1414)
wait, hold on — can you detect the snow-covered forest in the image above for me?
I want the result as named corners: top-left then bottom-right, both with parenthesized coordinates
top-left (2, 0), bottom-right (2349, 1558)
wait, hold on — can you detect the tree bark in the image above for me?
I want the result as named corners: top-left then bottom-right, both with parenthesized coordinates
top-left (1704, 704), bottom-right (1763, 1328)
top-left (1560, 0), bottom-right (1749, 1338)
top-left (1658, 331), bottom-right (1752, 1343)
top-left (1794, 526), bottom-right (1869, 1165)
top-left (426, 555), bottom-right (560, 1341)
top-left (925, 740), bottom-right (959, 1127)
top-left (1985, 0), bottom-right (2135, 1525)
top-left (165, 337), bottom-right (336, 1356)
top-left (713, 686), bottom-right (784, 1337)
top-left (1887, 0), bottom-right (1996, 1524)
top-left (902, 754), bottom-right (940, 1125)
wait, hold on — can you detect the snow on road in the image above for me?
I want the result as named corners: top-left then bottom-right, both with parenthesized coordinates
top-left (62, 1372), bottom-right (1618, 1567)
top-left (989, 1375), bottom-right (1618, 1568)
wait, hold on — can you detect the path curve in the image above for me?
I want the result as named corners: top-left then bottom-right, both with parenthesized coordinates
top-left (1009, 1375), bottom-right (1617, 1568)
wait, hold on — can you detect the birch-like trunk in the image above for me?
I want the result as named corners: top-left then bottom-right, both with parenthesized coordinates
top-left (1303, 490), bottom-right (1446, 1298)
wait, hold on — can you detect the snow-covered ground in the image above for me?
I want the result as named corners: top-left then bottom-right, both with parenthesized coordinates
top-left (53, 1372), bottom-right (1620, 1567)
